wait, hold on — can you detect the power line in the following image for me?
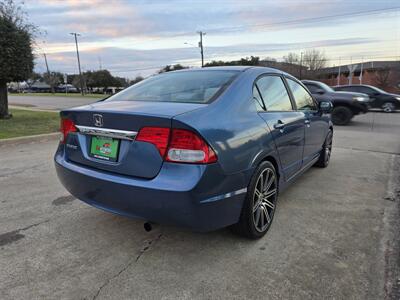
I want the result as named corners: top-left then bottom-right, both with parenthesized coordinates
top-left (188, 7), bottom-right (399, 38)
top-left (204, 7), bottom-right (400, 34)
top-left (277, 55), bottom-right (400, 63)
top-left (73, 6), bottom-right (399, 49)
top-left (36, 5), bottom-right (400, 77)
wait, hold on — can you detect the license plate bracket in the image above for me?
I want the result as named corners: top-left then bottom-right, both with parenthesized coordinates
top-left (89, 136), bottom-right (120, 162)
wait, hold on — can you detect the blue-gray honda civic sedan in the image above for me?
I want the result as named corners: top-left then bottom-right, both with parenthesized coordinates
top-left (55, 66), bottom-right (333, 239)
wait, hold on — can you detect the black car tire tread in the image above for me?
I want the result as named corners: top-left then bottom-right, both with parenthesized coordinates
top-left (315, 129), bottom-right (333, 168)
top-left (331, 106), bottom-right (353, 125)
top-left (232, 161), bottom-right (278, 239)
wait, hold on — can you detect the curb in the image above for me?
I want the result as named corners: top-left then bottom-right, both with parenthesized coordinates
top-left (0, 132), bottom-right (60, 146)
top-left (9, 105), bottom-right (59, 112)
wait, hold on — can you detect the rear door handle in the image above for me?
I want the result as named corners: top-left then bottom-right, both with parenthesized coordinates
top-left (273, 120), bottom-right (285, 130)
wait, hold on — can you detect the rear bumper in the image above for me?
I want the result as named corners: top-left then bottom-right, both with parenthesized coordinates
top-left (54, 149), bottom-right (251, 232)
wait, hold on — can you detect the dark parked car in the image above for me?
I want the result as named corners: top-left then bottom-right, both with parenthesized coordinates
top-left (56, 84), bottom-right (78, 93)
top-left (55, 67), bottom-right (333, 239)
top-left (303, 80), bottom-right (370, 125)
top-left (333, 84), bottom-right (400, 113)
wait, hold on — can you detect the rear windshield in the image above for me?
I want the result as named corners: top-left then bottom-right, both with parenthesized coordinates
top-left (106, 70), bottom-right (239, 104)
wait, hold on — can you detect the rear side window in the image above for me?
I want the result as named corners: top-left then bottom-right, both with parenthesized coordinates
top-left (304, 83), bottom-right (319, 93)
top-left (106, 70), bottom-right (239, 104)
top-left (343, 86), bottom-right (361, 93)
top-left (287, 79), bottom-right (317, 111)
top-left (355, 86), bottom-right (374, 94)
top-left (337, 85), bottom-right (374, 94)
top-left (335, 86), bottom-right (355, 92)
top-left (255, 76), bottom-right (293, 111)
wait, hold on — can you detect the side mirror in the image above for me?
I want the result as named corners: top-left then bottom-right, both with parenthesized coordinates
top-left (319, 101), bottom-right (333, 113)
top-left (316, 89), bottom-right (325, 95)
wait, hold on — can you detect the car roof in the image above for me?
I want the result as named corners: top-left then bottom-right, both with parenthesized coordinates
top-left (334, 84), bottom-right (374, 88)
top-left (168, 65), bottom-right (286, 74)
top-left (301, 80), bottom-right (322, 84)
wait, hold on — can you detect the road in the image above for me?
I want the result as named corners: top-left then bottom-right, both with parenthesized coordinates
top-left (9, 95), bottom-right (101, 110)
top-left (0, 112), bottom-right (399, 299)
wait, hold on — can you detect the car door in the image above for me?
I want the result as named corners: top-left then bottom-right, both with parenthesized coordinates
top-left (254, 74), bottom-right (305, 180)
top-left (351, 86), bottom-right (379, 108)
top-left (286, 78), bottom-right (326, 166)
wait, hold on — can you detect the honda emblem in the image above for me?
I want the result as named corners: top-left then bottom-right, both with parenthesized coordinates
top-left (93, 114), bottom-right (103, 127)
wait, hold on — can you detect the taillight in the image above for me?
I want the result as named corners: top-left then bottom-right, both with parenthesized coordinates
top-left (136, 127), bottom-right (170, 157)
top-left (60, 118), bottom-right (77, 143)
top-left (166, 129), bottom-right (217, 164)
top-left (136, 127), bottom-right (217, 164)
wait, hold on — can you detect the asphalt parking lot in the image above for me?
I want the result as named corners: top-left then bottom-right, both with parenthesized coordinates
top-left (1, 112), bottom-right (399, 299)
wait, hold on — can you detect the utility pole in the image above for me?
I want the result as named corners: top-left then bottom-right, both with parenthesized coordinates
top-left (197, 31), bottom-right (206, 67)
top-left (43, 53), bottom-right (54, 94)
top-left (337, 57), bottom-right (341, 86)
top-left (43, 53), bottom-right (50, 75)
top-left (299, 52), bottom-right (303, 79)
top-left (359, 57), bottom-right (363, 84)
top-left (70, 32), bottom-right (84, 95)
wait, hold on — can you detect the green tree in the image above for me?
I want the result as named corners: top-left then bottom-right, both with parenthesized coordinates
top-left (158, 64), bottom-right (188, 73)
top-left (0, 0), bottom-right (35, 118)
top-left (26, 72), bottom-right (43, 88)
top-left (113, 76), bottom-right (128, 88)
top-left (204, 56), bottom-right (261, 67)
top-left (70, 74), bottom-right (82, 90)
top-left (85, 70), bottom-right (116, 90)
top-left (130, 76), bottom-right (144, 85)
top-left (43, 71), bottom-right (63, 93)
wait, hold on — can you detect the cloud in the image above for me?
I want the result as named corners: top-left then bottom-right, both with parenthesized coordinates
top-left (35, 37), bottom-right (378, 77)
top-left (28, 0), bottom-right (155, 42)
top-left (27, 0), bottom-right (399, 42)
top-left (27, 0), bottom-right (398, 77)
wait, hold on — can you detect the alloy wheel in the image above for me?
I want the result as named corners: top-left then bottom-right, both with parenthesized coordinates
top-left (252, 167), bottom-right (277, 232)
top-left (382, 102), bottom-right (395, 113)
top-left (325, 131), bottom-right (333, 164)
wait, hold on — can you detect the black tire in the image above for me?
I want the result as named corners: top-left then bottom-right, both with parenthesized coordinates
top-left (331, 106), bottom-right (353, 125)
top-left (315, 129), bottom-right (333, 168)
top-left (232, 161), bottom-right (278, 239)
top-left (382, 102), bottom-right (396, 113)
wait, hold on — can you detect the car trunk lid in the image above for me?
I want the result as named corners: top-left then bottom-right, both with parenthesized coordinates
top-left (61, 100), bottom-right (205, 179)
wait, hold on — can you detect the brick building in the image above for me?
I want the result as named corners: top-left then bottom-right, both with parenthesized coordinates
top-left (316, 61), bottom-right (400, 93)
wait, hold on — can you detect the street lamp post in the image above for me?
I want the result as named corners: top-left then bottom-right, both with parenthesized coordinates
top-left (70, 32), bottom-right (84, 95)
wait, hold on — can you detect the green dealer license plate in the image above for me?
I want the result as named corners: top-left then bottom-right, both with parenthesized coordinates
top-left (90, 136), bottom-right (120, 162)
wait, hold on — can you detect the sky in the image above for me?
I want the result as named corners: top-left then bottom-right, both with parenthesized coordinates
top-left (24, 0), bottom-right (400, 78)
